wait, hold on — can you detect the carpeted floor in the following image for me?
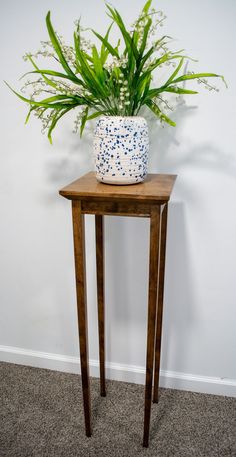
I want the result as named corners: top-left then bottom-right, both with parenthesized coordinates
top-left (0, 362), bottom-right (235, 457)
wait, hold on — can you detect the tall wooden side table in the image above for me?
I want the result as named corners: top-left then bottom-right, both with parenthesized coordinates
top-left (59, 171), bottom-right (176, 447)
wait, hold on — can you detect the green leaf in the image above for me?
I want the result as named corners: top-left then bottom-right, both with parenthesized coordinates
top-left (83, 52), bottom-right (94, 63)
top-left (145, 85), bottom-right (198, 100)
top-left (146, 99), bottom-right (176, 126)
top-left (142, 0), bottom-right (152, 14)
top-left (92, 45), bottom-right (105, 82)
top-left (143, 73), bottom-right (152, 93)
top-left (74, 32), bottom-right (94, 70)
top-left (163, 87), bottom-right (198, 94)
top-left (133, 72), bottom-right (151, 114)
top-left (140, 53), bottom-right (193, 80)
top-left (87, 111), bottom-right (104, 120)
top-left (48, 106), bottom-right (75, 144)
top-left (26, 55), bottom-right (58, 90)
top-left (5, 82), bottom-right (79, 109)
top-left (139, 36), bottom-right (169, 70)
top-left (25, 107), bottom-right (35, 124)
top-left (132, 29), bottom-right (139, 48)
top-left (46, 11), bottom-right (76, 78)
top-left (40, 94), bottom-right (77, 103)
top-left (74, 34), bottom-right (108, 97)
top-left (106, 4), bottom-right (139, 61)
top-left (114, 38), bottom-right (121, 54)
top-left (22, 69), bottom-right (85, 87)
top-left (171, 72), bottom-right (223, 85)
top-left (137, 72), bottom-right (151, 95)
top-left (100, 22), bottom-right (114, 64)
top-left (139, 17), bottom-right (152, 58)
top-left (165, 57), bottom-right (185, 85)
top-left (92, 29), bottom-right (119, 58)
top-left (80, 106), bottom-right (89, 137)
top-left (74, 31), bottom-right (82, 70)
top-left (139, 45), bottom-right (155, 71)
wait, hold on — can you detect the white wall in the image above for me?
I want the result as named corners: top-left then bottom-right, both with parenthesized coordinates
top-left (1, 0), bottom-right (236, 397)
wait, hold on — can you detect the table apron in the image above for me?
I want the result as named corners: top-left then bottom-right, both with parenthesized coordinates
top-left (81, 200), bottom-right (167, 217)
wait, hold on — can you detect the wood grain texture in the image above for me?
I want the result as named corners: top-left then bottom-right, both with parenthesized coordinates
top-left (72, 200), bottom-right (91, 437)
top-left (82, 200), bottom-right (151, 217)
top-left (59, 171), bottom-right (177, 203)
top-left (143, 206), bottom-right (161, 448)
top-left (95, 215), bottom-right (106, 397)
top-left (153, 204), bottom-right (168, 404)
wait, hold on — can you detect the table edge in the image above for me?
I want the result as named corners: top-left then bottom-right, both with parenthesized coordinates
top-left (59, 174), bottom-right (177, 202)
top-left (59, 190), bottom-right (174, 203)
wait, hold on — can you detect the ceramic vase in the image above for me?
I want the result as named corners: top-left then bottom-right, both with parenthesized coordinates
top-left (93, 116), bottom-right (149, 185)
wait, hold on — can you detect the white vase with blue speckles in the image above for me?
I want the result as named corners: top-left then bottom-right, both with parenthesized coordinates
top-left (93, 116), bottom-right (149, 185)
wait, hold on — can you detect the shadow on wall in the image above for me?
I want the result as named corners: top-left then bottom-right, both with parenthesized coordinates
top-left (161, 201), bottom-right (197, 372)
top-left (147, 101), bottom-right (236, 179)
top-left (43, 121), bottom-right (94, 193)
top-left (103, 202), bottom-right (197, 369)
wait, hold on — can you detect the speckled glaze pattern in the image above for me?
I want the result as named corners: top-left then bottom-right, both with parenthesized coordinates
top-left (93, 116), bottom-right (149, 185)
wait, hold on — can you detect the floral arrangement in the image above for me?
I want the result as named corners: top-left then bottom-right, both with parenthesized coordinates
top-left (7, 0), bottom-right (226, 142)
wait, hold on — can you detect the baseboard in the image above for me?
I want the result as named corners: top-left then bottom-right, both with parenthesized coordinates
top-left (0, 345), bottom-right (235, 397)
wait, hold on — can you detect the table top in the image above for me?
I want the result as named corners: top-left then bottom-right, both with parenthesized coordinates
top-left (59, 172), bottom-right (177, 203)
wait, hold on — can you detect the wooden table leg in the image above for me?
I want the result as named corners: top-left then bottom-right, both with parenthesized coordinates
top-left (153, 203), bottom-right (168, 404)
top-left (95, 215), bottom-right (106, 397)
top-left (72, 200), bottom-right (91, 437)
top-left (143, 206), bottom-right (161, 448)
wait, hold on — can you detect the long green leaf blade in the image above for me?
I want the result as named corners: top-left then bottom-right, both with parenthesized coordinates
top-left (171, 72), bottom-right (224, 85)
top-left (92, 45), bottom-right (105, 83)
top-left (106, 4), bottom-right (139, 60)
top-left (165, 57), bottom-right (185, 85)
top-left (26, 55), bottom-right (58, 89)
top-left (23, 69), bottom-right (86, 86)
top-left (163, 87), bottom-right (198, 94)
top-left (5, 82), bottom-right (79, 109)
top-left (92, 30), bottom-right (119, 58)
top-left (100, 22), bottom-right (113, 64)
top-left (48, 106), bottom-right (75, 143)
top-left (87, 111), bottom-right (104, 120)
top-left (25, 107), bottom-right (35, 124)
top-left (139, 17), bottom-right (152, 58)
top-left (142, 0), bottom-right (152, 14)
top-left (146, 99), bottom-right (176, 126)
top-left (80, 106), bottom-right (89, 137)
top-left (46, 11), bottom-right (76, 78)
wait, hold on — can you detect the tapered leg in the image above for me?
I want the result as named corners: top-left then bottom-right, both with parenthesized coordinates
top-left (153, 204), bottom-right (168, 403)
top-left (72, 200), bottom-right (91, 437)
top-left (143, 206), bottom-right (161, 448)
top-left (95, 215), bottom-right (106, 397)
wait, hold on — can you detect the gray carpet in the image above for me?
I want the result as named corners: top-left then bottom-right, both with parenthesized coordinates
top-left (0, 362), bottom-right (235, 457)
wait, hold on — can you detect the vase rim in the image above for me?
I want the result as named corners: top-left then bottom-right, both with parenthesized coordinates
top-left (99, 115), bottom-right (146, 120)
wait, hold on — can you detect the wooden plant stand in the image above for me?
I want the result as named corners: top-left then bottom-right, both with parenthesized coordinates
top-left (59, 171), bottom-right (176, 447)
